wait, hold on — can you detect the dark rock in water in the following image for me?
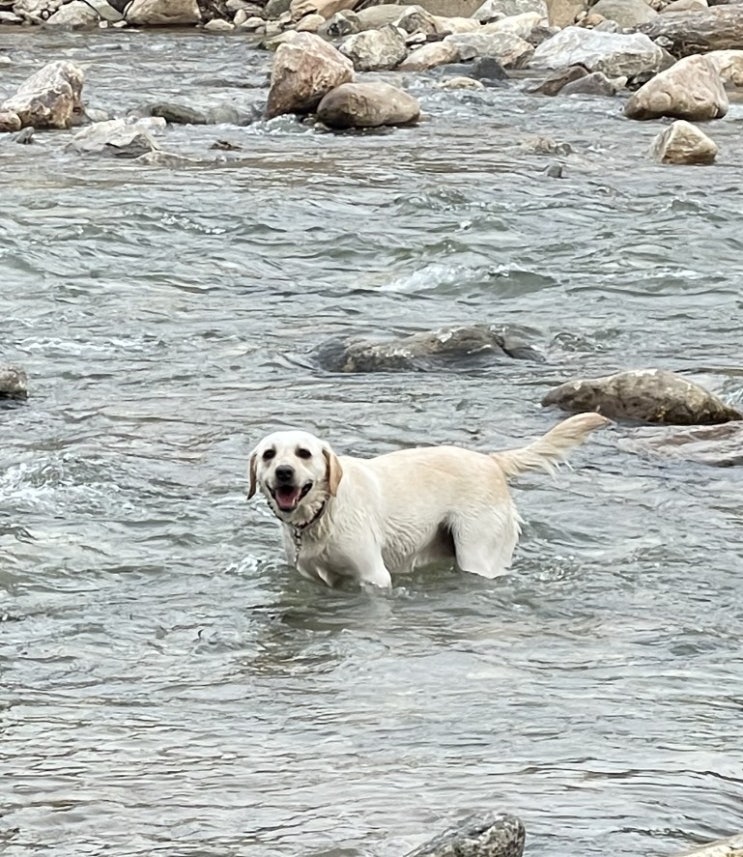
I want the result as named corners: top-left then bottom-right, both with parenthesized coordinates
top-left (210, 138), bottom-right (242, 150)
top-left (470, 56), bottom-right (509, 83)
top-left (403, 811), bottom-right (525, 857)
top-left (542, 369), bottom-right (742, 425)
top-left (0, 366), bottom-right (28, 399)
top-left (619, 422), bottom-right (743, 467)
top-left (530, 64), bottom-right (588, 96)
top-left (544, 162), bottom-right (563, 178)
top-left (145, 101), bottom-right (253, 125)
top-left (316, 324), bottom-right (542, 373)
top-left (560, 70), bottom-right (621, 97)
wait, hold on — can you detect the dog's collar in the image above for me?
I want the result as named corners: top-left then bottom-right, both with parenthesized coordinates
top-left (290, 501), bottom-right (327, 550)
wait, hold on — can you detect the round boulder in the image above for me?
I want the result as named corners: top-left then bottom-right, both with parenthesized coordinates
top-left (316, 81), bottom-right (420, 129)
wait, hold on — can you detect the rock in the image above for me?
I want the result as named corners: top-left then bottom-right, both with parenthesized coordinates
top-left (1, 61), bottom-right (84, 130)
top-left (0, 111), bottom-right (22, 132)
top-left (530, 63), bottom-right (588, 94)
top-left (472, 0), bottom-right (547, 20)
top-left (525, 23), bottom-right (557, 46)
top-left (266, 32), bottom-right (354, 119)
top-left (530, 27), bottom-right (664, 77)
top-left (651, 119), bottom-right (718, 164)
top-left (662, 0), bottom-right (708, 10)
top-left (638, 6), bottom-right (743, 57)
top-left (481, 10), bottom-right (545, 37)
top-left (340, 24), bottom-right (408, 71)
top-left (542, 369), bottom-right (742, 425)
top-left (445, 30), bottom-right (534, 65)
top-left (240, 14), bottom-right (265, 27)
top-left (10, 127), bottom-right (35, 144)
top-left (590, 0), bottom-right (657, 27)
top-left (620, 423), bottom-right (743, 467)
top-left (437, 75), bottom-right (486, 87)
top-left (316, 81), bottom-right (419, 128)
top-left (320, 8), bottom-right (360, 33)
top-left (707, 48), bottom-right (743, 84)
top-left (295, 11), bottom-right (324, 28)
top-left (13, 0), bottom-right (65, 25)
top-left (403, 812), bottom-right (526, 857)
top-left (560, 69), bottom-right (622, 94)
top-left (0, 366), bottom-right (27, 400)
top-left (126, 0), bottom-right (201, 24)
top-left (394, 4), bottom-right (440, 34)
top-left (624, 54), bottom-right (728, 120)
top-left (264, 0), bottom-right (291, 17)
top-left (203, 16), bottom-right (234, 28)
top-left (0, 11), bottom-right (24, 23)
top-left (354, 3), bottom-right (412, 29)
top-left (545, 0), bottom-right (586, 27)
top-left (290, 0), bottom-right (356, 21)
top-left (45, 0), bottom-right (100, 26)
top-left (67, 117), bottom-right (164, 156)
top-left (399, 39), bottom-right (460, 68)
top-left (145, 100), bottom-right (253, 124)
top-left (470, 54), bottom-right (510, 80)
top-left (674, 833), bottom-right (743, 855)
top-left (406, 0), bottom-right (482, 15)
top-left (432, 14), bottom-right (481, 31)
top-left (316, 325), bottom-right (541, 373)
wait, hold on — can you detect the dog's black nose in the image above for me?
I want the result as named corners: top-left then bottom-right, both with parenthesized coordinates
top-left (275, 465), bottom-right (295, 484)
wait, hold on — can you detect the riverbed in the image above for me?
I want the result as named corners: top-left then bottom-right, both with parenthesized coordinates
top-left (1, 26), bottom-right (742, 857)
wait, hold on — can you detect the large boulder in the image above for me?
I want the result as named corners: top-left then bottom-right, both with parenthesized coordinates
top-left (0, 366), bottom-right (27, 399)
top-left (530, 27), bottom-right (664, 77)
top-left (589, 0), bottom-right (657, 28)
top-left (126, 0), bottom-right (201, 24)
top-left (316, 325), bottom-right (541, 373)
top-left (624, 54), bottom-right (728, 120)
top-left (542, 369), bottom-right (742, 425)
top-left (1, 61), bottom-right (84, 129)
top-left (45, 0), bottom-right (101, 26)
top-left (399, 39), bottom-right (460, 68)
top-left (707, 48), bottom-right (743, 85)
top-left (316, 81), bottom-right (419, 128)
top-left (394, 4), bottom-right (440, 34)
top-left (265, 32), bottom-right (354, 118)
top-left (445, 30), bottom-right (535, 65)
top-left (339, 24), bottom-right (408, 70)
top-left (651, 119), bottom-right (718, 164)
top-left (638, 6), bottom-right (743, 58)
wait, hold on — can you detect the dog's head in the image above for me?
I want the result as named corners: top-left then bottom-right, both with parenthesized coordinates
top-left (247, 430), bottom-right (343, 525)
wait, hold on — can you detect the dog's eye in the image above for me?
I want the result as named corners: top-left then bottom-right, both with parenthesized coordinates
top-left (262, 448), bottom-right (276, 461)
top-left (296, 448), bottom-right (312, 460)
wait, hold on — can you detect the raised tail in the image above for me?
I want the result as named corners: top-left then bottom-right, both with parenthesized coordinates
top-left (491, 412), bottom-right (610, 479)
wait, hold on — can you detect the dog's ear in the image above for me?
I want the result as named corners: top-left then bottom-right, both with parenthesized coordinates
top-left (247, 451), bottom-right (258, 499)
top-left (322, 447), bottom-right (343, 497)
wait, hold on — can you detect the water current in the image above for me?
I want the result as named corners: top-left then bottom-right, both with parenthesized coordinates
top-left (1, 26), bottom-right (742, 857)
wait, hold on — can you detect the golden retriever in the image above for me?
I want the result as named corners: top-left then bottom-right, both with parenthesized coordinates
top-left (248, 412), bottom-right (608, 588)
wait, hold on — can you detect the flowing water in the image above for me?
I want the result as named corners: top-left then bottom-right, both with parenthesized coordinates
top-left (1, 27), bottom-right (742, 857)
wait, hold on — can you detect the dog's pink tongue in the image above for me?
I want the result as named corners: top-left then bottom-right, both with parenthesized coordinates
top-left (276, 486), bottom-right (301, 511)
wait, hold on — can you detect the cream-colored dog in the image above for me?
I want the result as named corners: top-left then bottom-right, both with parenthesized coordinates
top-left (248, 412), bottom-right (608, 588)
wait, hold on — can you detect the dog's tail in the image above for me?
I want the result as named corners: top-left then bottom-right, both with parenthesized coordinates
top-left (491, 412), bottom-right (609, 479)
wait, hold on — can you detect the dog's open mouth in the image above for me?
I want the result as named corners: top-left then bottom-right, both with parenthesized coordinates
top-left (272, 482), bottom-right (313, 512)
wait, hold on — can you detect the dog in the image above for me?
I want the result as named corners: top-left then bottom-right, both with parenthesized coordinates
top-left (248, 412), bottom-right (608, 588)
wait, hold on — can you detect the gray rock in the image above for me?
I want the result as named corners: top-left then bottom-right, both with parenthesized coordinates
top-left (445, 30), bottom-right (534, 65)
top-left (559, 69), bottom-right (621, 95)
top-left (317, 80), bottom-right (419, 127)
top-left (354, 3), bottom-right (414, 29)
top-left (473, 0), bottom-right (547, 21)
top-left (264, 0), bottom-right (291, 16)
top-left (470, 55), bottom-right (509, 80)
top-left (68, 117), bottom-right (164, 155)
top-left (316, 324), bottom-right (541, 373)
top-left (542, 369), bottom-right (742, 425)
top-left (394, 4), bottom-right (440, 34)
top-left (529, 63), bottom-right (588, 94)
top-left (126, 0), bottom-right (201, 25)
top-left (45, 0), bottom-right (101, 26)
top-left (145, 101), bottom-right (253, 124)
top-left (0, 366), bottom-right (28, 399)
top-left (0, 111), bottom-right (22, 132)
top-left (545, 0), bottom-right (586, 27)
top-left (651, 119), bottom-right (718, 165)
top-left (320, 9), bottom-right (360, 34)
top-left (403, 812), bottom-right (526, 857)
top-left (340, 24), bottom-right (409, 70)
top-left (399, 40), bottom-right (460, 69)
top-left (590, 0), bottom-right (657, 28)
top-left (530, 26), bottom-right (664, 77)
top-left (1, 60), bottom-right (84, 129)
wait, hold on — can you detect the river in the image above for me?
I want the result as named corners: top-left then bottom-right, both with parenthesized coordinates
top-left (1, 26), bottom-right (742, 857)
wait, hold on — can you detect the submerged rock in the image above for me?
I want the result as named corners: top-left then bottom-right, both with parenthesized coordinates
top-left (1, 60), bottom-right (84, 130)
top-left (651, 119), bottom-right (718, 165)
top-left (542, 369), bottom-right (742, 425)
top-left (145, 100), bottom-right (255, 125)
top-left (266, 32), bottom-right (354, 119)
top-left (317, 81), bottom-right (420, 128)
top-left (0, 366), bottom-right (28, 399)
top-left (624, 54), bottom-right (728, 121)
top-left (316, 324), bottom-right (541, 373)
top-left (403, 812), bottom-right (525, 857)
top-left (68, 117), bottom-right (165, 156)
top-left (559, 69), bottom-right (622, 96)
top-left (620, 423), bottom-right (743, 467)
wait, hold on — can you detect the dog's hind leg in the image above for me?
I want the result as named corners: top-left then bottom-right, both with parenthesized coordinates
top-left (449, 504), bottom-right (521, 579)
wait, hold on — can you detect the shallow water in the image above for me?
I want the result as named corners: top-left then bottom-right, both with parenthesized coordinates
top-left (1, 27), bottom-right (742, 857)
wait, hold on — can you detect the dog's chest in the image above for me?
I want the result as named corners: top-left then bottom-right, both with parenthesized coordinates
top-left (282, 526), bottom-right (351, 585)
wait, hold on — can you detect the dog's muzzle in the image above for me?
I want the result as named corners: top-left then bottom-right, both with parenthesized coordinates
top-left (270, 466), bottom-right (313, 513)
